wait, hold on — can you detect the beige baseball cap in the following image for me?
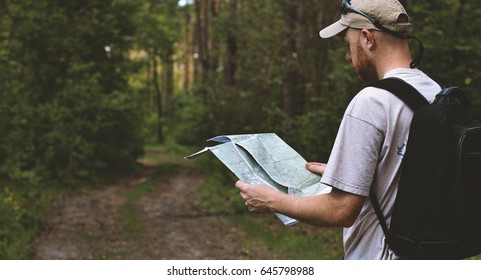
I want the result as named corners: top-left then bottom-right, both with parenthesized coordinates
top-left (319, 0), bottom-right (411, 38)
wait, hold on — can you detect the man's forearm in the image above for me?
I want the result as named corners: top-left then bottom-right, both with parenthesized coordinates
top-left (236, 181), bottom-right (366, 228)
top-left (269, 188), bottom-right (365, 228)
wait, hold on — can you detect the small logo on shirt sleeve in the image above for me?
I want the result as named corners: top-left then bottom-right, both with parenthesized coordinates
top-left (397, 138), bottom-right (408, 156)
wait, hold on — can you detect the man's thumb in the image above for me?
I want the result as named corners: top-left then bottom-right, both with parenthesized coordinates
top-left (235, 180), bottom-right (249, 190)
top-left (306, 162), bottom-right (326, 175)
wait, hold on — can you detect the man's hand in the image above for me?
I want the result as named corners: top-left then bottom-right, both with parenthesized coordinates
top-left (235, 160), bottom-right (365, 227)
top-left (236, 162), bottom-right (327, 214)
top-left (235, 180), bottom-right (282, 213)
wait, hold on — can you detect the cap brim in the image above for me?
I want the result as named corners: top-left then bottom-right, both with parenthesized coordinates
top-left (319, 20), bottom-right (348, 38)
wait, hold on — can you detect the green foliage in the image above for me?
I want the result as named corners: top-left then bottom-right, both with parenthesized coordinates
top-left (0, 0), bottom-right (145, 258)
top-left (195, 162), bottom-right (245, 215)
top-left (136, 0), bottom-right (182, 59)
top-left (170, 90), bottom-right (213, 146)
top-left (267, 109), bottom-right (343, 163)
top-left (409, 0), bottom-right (481, 107)
top-left (0, 0), bottom-right (144, 185)
top-left (0, 186), bottom-right (43, 259)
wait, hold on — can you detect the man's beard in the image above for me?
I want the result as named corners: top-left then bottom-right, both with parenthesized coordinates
top-left (355, 45), bottom-right (378, 83)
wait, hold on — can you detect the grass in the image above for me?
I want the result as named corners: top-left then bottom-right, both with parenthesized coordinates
top-left (118, 162), bottom-right (181, 234)
top-left (230, 213), bottom-right (344, 260)
top-left (118, 149), bottom-right (182, 235)
top-left (195, 165), bottom-right (245, 214)
top-left (118, 179), bottom-right (155, 234)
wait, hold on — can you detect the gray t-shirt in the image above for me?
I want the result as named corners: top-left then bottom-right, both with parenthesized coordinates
top-left (320, 68), bottom-right (441, 259)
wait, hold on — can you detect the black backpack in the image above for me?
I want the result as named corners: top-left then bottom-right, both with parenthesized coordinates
top-left (368, 77), bottom-right (481, 260)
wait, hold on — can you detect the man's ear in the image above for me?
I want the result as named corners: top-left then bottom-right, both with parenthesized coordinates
top-left (360, 29), bottom-right (376, 50)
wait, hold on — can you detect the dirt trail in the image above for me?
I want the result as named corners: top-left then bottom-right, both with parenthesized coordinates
top-left (32, 150), bottom-right (282, 260)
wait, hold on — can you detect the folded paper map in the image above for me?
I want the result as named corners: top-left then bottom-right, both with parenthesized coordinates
top-left (185, 133), bottom-right (331, 225)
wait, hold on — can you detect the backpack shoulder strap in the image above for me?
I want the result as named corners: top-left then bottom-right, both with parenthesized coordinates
top-left (369, 189), bottom-right (392, 243)
top-left (370, 77), bottom-right (430, 110)
top-left (367, 77), bottom-right (429, 246)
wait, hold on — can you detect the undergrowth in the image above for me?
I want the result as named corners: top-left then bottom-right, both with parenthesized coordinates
top-left (231, 215), bottom-right (343, 260)
top-left (0, 184), bottom-right (49, 259)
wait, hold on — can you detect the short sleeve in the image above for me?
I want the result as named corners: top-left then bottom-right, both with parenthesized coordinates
top-left (320, 89), bottom-right (388, 197)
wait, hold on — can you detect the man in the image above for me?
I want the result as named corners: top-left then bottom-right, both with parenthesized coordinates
top-left (235, 0), bottom-right (441, 259)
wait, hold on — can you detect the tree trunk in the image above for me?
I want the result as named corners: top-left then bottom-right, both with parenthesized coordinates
top-left (201, 0), bottom-right (210, 83)
top-left (183, 6), bottom-right (191, 90)
top-left (152, 49), bottom-right (163, 143)
top-left (193, 0), bottom-right (202, 83)
top-left (165, 48), bottom-right (174, 131)
top-left (282, 1), bottom-right (300, 119)
top-left (224, 1), bottom-right (237, 87)
top-left (194, 0), bottom-right (210, 84)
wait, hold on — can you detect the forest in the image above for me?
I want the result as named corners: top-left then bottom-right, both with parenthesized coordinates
top-left (0, 0), bottom-right (480, 259)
